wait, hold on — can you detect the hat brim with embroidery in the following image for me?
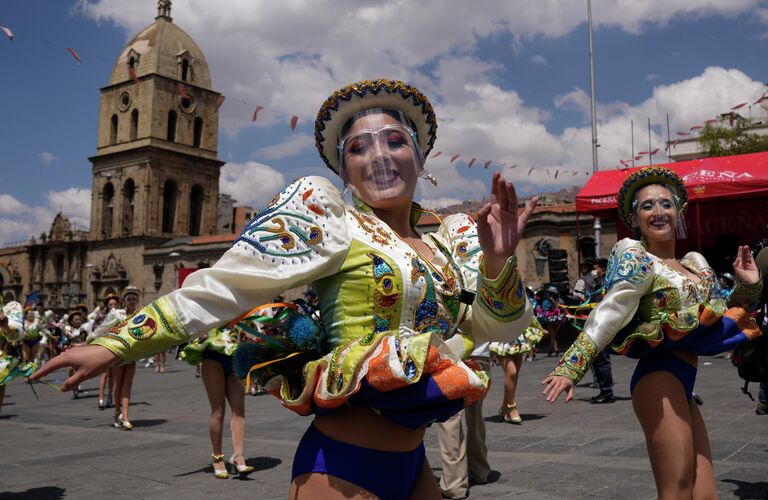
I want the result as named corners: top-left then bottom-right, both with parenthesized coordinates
top-left (315, 79), bottom-right (437, 174)
top-left (617, 166), bottom-right (688, 229)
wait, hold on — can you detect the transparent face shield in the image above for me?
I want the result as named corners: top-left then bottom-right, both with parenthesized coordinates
top-left (631, 184), bottom-right (687, 241)
top-left (337, 109), bottom-right (425, 203)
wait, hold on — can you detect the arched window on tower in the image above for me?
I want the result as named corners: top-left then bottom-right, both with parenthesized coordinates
top-left (102, 182), bottom-right (115, 237)
top-left (122, 178), bottom-right (135, 236)
top-left (193, 117), bottom-right (203, 148)
top-left (181, 59), bottom-right (190, 82)
top-left (161, 180), bottom-right (178, 234)
top-left (167, 110), bottom-right (177, 143)
top-left (189, 184), bottom-right (204, 236)
top-left (110, 114), bottom-right (118, 145)
top-left (130, 109), bottom-right (139, 141)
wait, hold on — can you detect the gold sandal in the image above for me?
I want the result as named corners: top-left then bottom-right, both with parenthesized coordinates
top-left (211, 453), bottom-right (229, 479)
top-left (501, 402), bottom-right (523, 424)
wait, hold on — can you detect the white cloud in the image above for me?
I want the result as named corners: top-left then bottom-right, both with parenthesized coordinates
top-left (530, 55), bottom-right (548, 66)
top-left (0, 188), bottom-right (92, 244)
top-left (45, 188), bottom-right (92, 228)
top-left (219, 161), bottom-right (285, 207)
top-left (38, 152), bottom-right (59, 166)
top-left (253, 134), bottom-right (314, 160)
top-left (646, 73), bottom-right (659, 81)
top-left (74, 1), bottom-right (768, 198)
top-left (418, 197), bottom-right (465, 210)
top-left (0, 194), bottom-right (27, 216)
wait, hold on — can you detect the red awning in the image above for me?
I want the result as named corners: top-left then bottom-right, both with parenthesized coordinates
top-left (576, 151), bottom-right (768, 215)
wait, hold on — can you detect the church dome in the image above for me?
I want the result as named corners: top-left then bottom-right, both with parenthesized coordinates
top-left (109, 1), bottom-right (211, 89)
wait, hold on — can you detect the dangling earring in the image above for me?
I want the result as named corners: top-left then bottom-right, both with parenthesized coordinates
top-left (422, 169), bottom-right (438, 187)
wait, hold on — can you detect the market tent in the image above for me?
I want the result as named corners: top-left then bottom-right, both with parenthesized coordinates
top-left (575, 151), bottom-right (768, 267)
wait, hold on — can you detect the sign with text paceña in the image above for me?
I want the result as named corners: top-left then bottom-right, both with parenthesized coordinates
top-left (576, 151), bottom-right (768, 213)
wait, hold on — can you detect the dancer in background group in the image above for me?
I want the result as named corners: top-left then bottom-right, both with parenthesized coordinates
top-left (543, 167), bottom-right (762, 499)
top-left (94, 287), bottom-right (141, 429)
top-left (34, 79), bottom-right (536, 499)
top-left (181, 324), bottom-right (254, 479)
top-left (21, 307), bottom-right (41, 364)
top-left (94, 296), bottom-right (119, 409)
top-left (490, 317), bottom-right (545, 424)
top-left (0, 300), bottom-right (36, 415)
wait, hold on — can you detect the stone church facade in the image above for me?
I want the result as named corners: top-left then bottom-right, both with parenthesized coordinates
top-left (0, 1), bottom-right (616, 312)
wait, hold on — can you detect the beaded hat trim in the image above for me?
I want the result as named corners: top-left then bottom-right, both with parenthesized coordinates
top-left (617, 166), bottom-right (688, 228)
top-left (315, 79), bottom-right (437, 173)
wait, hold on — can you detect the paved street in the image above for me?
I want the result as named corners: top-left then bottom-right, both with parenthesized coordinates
top-left (1, 352), bottom-right (766, 499)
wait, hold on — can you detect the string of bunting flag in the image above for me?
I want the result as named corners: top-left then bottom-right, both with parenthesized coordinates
top-left (2, 23), bottom-right (767, 178)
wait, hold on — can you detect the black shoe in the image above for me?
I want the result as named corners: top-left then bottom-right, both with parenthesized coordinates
top-left (591, 394), bottom-right (615, 404)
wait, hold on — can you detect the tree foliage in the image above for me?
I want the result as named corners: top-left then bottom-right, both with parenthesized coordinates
top-left (698, 120), bottom-right (768, 157)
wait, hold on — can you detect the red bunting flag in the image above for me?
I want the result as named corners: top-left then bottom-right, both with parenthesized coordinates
top-left (128, 66), bottom-right (139, 84)
top-left (509, 164), bottom-right (518, 169)
top-left (1, 26), bottom-right (13, 41)
top-left (571, 171), bottom-right (578, 176)
top-left (527, 168), bottom-right (534, 176)
top-left (554, 170), bottom-right (559, 179)
top-left (634, 155), bottom-right (642, 160)
top-left (753, 94), bottom-right (767, 105)
top-left (177, 82), bottom-right (189, 99)
top-left (704, 119), bottom-right (717, 125)
top-left (676, 131), bottom-right (690, 136)
top-left (731, 102), bottom-right (748, 110)
top-left (638, 151), bottom-right (649, 155)
top-left (484, 161), bottom-right (492, 169)
top-left (215, 95), bottom-right (226, 113)
top-left (449, 154), bottom-right (460, 163)
top-left (66, 47), bottom-right (82, 63)
top-left (468, 158), bottom-right (476, 167)
top-left (649, 148), bottom-right (659, 155)
top-left (430, 151), bottom-right (443, 158)
top-left (619, 159), bottom-right (629, 167)
top-left (290, 116), bottom-right (299, 130)
top-left (689, 125), bottom-right (703, 131)
top-left (251, 106), bottom-right (264, 122)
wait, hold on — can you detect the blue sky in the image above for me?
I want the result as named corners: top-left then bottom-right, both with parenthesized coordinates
top-left (1, 0), bottom-right (768, 244)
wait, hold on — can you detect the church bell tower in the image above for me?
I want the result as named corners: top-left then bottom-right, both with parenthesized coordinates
top-left (89, 0), bottom-right (224, 240)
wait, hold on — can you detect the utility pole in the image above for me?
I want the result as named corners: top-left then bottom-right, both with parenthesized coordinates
top-left (588, 0), bottom-right (601, 257)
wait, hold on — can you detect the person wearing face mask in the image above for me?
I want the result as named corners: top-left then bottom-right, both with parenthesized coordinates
top-left (32, 79), bottom-right (537, 499)
top-left (542, 167), bottom-right (762, 499)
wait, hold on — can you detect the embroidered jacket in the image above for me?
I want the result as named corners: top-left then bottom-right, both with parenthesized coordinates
top-left (93, 176), bottom-right (533, 420)
top-left (552, 238), bottom-right (763, 383)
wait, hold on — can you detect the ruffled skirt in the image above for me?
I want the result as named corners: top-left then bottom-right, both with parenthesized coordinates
top-left (0, 354), bottom-right (36, 385)
top-left (489, 318), bottom-right (546, 357)
top-left (265, 329), bottom-right (489, 429)
top-left (612, 304), bottom-right (762, 359)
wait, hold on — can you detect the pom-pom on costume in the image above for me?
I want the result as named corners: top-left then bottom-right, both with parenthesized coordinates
top-left (0, 301), bottom-right (37, 385)
top-left (552, 167), bottom-right (762, 397)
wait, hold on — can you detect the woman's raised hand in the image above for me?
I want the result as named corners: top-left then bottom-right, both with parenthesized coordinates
top-left (541, 375), bottom-right (575, 404)
top-left (29, 345), bottom-right (119, 391)
top-left (476, 171), bottom-right (538, 278)
top-left (732, 245), bottom-right (760, 284)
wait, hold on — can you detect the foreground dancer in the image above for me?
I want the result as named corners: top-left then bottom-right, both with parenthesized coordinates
top-left (34, 79), bottom-right (536, 499)
top-left (543, 167), bottom-right (762, 499)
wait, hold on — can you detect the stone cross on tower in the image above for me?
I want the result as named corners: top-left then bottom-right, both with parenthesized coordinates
top-left (157, 0), bottom-right (172, 20)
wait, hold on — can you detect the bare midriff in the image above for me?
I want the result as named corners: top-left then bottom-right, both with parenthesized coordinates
top-left (312, 405), bottom-right (426, 452)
